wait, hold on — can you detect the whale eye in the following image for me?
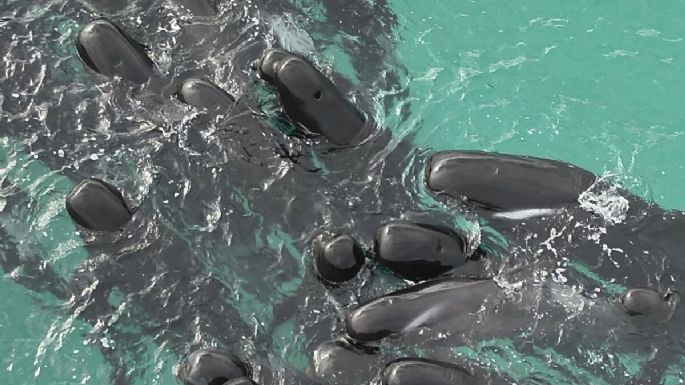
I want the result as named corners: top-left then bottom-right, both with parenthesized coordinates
top-left (314, 90), bottom-right (322, 99)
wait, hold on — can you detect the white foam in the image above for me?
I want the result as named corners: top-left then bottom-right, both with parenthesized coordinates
top-left (579, 177), bottom-right (630, 225)
top-left (492, 208), bottom-right (563, 220)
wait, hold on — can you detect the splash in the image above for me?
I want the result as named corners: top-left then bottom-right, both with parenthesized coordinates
top-left (579, 175), bottom-right (630, 225)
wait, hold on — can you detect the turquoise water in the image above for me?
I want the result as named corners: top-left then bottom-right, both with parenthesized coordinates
top-left (388, 0), bottom-right (685, 210)
top-left (0, 0), bottom-right (684, 384)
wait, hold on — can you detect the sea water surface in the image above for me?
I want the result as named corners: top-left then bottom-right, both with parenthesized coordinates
top-left (0, 0), bottom-right (684, 384)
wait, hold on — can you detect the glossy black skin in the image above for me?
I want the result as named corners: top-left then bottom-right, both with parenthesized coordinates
top-left (426, 151), bottom-right (598, 212)
top-left (178, 77), bottom-right (235, 113)
top-left (314, 234), bottom-right (366, 284)
top-left (62, 38), bottom-right (415, 384)
top-left (310, 339), bottom-right (380, 384)
top-left (374, 222), bottom-right (470, 281)
top-left (5, 2), bottom-right (409, 384)
top-left (381, 358), bottom-right (476, 385)
top-left (75, 19), bottom-right (155, 84)
top-left (619, 288), bottom-right (672, 318)
top-left (257, 49), bottom-right (293, 86)
top-left (32, 3), bottom-right (683, 384)
top-left (178, 349), bottom-right (250, 385)
top-left (259, 50), bottom-right (368, 145)
top-left (65, 179), bottom-right (133, 231)
top-left (346, 278), bottom-right (499, 343)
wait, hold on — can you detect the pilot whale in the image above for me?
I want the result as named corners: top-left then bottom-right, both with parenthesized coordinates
top-left (1, 1), bottom-right (683, 384)
top-left (69, 27), bottom-right (685, 385)
top-left (5, 1), bottom-right (413, 384)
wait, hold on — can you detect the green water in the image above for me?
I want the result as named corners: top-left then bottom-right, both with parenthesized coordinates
top-left (389, 0), bottom-right (685, 210)
top-left (1, 0), bottom-right (685, 384)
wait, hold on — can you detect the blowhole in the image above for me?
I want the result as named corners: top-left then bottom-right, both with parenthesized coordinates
top-left (313, 90), bottom-right (322, 99)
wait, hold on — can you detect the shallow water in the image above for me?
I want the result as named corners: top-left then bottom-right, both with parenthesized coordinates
top-left (0, 0), bottom-right (683, 384)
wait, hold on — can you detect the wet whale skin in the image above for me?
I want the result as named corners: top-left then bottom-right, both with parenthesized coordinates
top-left (426, 151), bottom-right (597, 211)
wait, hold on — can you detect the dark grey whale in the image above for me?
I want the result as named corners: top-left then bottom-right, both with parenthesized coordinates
top-left (345, 277), bottom-right (501, 343)
top-left (66, 178), bottom-right (133, 231)
top-left (313, 234), bottom-right (366, 284)
top-left (426, 151), bottom-right (598, 213)
top-left (5, 1), bottom-right (682, 384)
top-left (345, 275), bottom-right (678, 344)
top-left (57, 3), bottom-right (414, 384)
top-left (381, 358), bottom-right (477, 385)
top-left (374, 221), bottom-right (478, 282)
top-left (258, 49), bottom-right (368, 145)
top-left (178, 349), bottom-right (250, 385)
top-left (177, 77), bottom-right (236, 113)
top-left (76, 19), bottom-right (155, 84)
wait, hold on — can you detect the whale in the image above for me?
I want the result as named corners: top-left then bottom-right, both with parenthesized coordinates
top-left (177, 77), bottom-right (236, 113)
top-left (381, 358), bottom-right (478, 385)
top-left (25, 40), bottom-right (685, 385)
top-left (313, 234), bottom-right (366, 284)
top-left (66, 179), bottom-right (134, 231)
top-left (373, 221), bottom-right (482, 281)
top-left (258, 49), bottom-right (368, 145)
top-left (3, 1), bottom-right (684, 384)
top-left (345, 276), bottom-right (678, 345)
top-left (76, 19), bottom-right (156, 84)
top-left (51, 4), bottom-right (415, 384)
top-left (425, 151), bottom-right (598, 213)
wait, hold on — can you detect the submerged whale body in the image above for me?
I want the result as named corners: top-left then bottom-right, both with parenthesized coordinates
top-left (57, 6), bottom-right (685, 385)
top-left (381, 358), bottom-right (477, 385)
top-left (374, 221), bottom-right (475, 281)
top-left (426, 151), bottom-right (598, 212)
top-left (178, 77), bottom-right (235, 113)
top-left (178, 349), bottom-right (250, 385)
top-left (76, 18), bottom-right (155, 84)
top-left (258, 49), bottom-right (367, 145)
top-left (65, 178), bottom-right (132, 231)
